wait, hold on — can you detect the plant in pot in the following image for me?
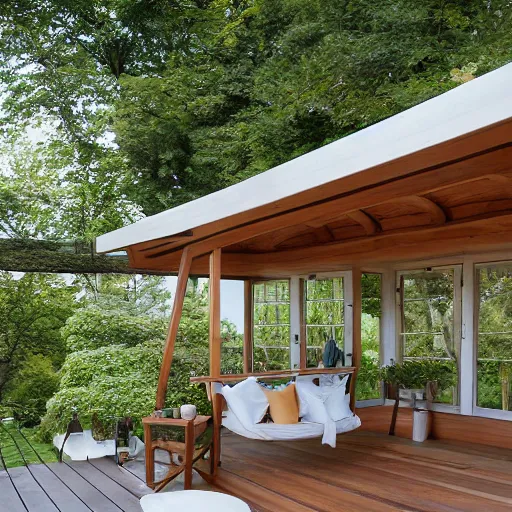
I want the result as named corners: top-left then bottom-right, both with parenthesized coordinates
top-left (381, 360), bottom-right (455, 436)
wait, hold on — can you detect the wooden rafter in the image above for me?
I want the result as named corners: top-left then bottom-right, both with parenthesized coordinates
top-left (387, 195), bottom-right (447, 225)
top-left (346, 210), bottom-right (381, 235)
top-left (155, 247), bottom-right (192, 410)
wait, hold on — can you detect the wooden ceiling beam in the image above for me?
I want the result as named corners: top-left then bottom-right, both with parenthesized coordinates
top-left (144, 210), bottom-right (512, 277)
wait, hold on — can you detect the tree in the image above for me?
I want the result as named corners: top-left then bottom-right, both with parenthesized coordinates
top-left (5, 355), bottom-right (60, 426)
top-left (0, 271), bottom-right (77, 402)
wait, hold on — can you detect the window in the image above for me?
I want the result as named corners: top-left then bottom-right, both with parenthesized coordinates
top-left (252, 280), bottom-right (290, 372)
top-left (398, 268), bottom-right (461, 405)
top-left (477, 264), bottom-right (512, 412)
top-left (357, 273), bottom-right (382, 400)
top-left (304, 277), bottom-right (344, 368)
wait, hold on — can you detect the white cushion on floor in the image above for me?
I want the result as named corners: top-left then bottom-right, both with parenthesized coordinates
top-left (140, 490), bottom-right (250, 511)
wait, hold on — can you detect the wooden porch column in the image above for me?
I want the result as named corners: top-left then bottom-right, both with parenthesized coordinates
top-left (209, 249), bottom-right (222, 377)
top-left (243, 280), bottom-right (253, 373)
top-left (155, 248), bottom-right (192, 410)
top-left (209, 249), bottom-right (223, 475)
top-left (351, 267), bottom-right (362, 412)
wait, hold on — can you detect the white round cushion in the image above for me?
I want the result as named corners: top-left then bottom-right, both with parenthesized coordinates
top-left (140, 491), bottom-right (251, 512)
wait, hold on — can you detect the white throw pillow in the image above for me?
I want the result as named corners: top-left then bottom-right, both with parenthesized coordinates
top-left (295, 376), bottom-right (332, 425)
top-left (296, 374), bottom-right (352, 423)
top-left (324, 375), bottom-right (352, 421)
top-left (222, 377), bottom-right (268, 428)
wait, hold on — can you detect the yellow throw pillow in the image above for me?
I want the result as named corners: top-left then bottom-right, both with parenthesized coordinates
top-left (262, 384), bottom-right (299, 424)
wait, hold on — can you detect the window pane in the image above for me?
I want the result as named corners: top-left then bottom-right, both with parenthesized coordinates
top-left (399, 269), bottom-right (459, 405)
top-left (253, 280), bottom-right (290, 372)
top-left (357, 273), bottom-right (382, 400)
top-left (477, 265), bottom-right (512, 411)
top-left (304, 278), bottom-right (344, 368)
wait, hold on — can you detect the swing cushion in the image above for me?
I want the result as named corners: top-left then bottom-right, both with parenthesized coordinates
top-left (222, 377), bottom-right (268, 428)
top-left (262, 384), bottom-right (299, 424)
top-left (324, 375), bottom-right (352, 421)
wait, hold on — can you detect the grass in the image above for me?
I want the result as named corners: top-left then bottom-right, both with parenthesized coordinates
top-left (0, 422), bottom-right (57, 469)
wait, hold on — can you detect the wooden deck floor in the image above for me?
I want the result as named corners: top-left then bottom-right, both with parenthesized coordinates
top-left (0, 458), bottom-right (151, 512)
top-left (215, 430), bottom-right (512, 511)
top-left (3, 431), bottom-right (512, 511)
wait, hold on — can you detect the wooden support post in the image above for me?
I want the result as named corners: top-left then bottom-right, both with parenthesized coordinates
top-left (209, 249), bottom-right (222, 475)
top-left (184, 420), bottom-right (195, 490)
top-left (351, 267), bottom-right (362, 412)
top-left (209, 249), bottom-right (222, 378)
top-left (144, 422), bottom-right (155, 489)
top-left (243, 280), bottom-right (253, 374)
top-left (155, 248), bottom-right (192, 410)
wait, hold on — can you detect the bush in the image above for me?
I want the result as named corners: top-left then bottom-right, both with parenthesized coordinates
top-left (61, 307), bottom-right (167, 352)
top-left (6, 355), bottom-right (60, 427)
top-left (40, 340), bottom-right (211, 441)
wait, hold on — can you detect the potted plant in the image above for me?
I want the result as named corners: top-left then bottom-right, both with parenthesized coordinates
top-left (380, 360), bottom-right (455, 437)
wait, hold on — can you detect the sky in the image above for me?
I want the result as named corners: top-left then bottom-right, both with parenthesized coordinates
top-left (165, 277), bottom-right (245, 333)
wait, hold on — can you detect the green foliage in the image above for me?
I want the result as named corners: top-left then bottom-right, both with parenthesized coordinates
top-left (62, 308), bottom-right (167, 352)
top-left (40, 340), bottom-right (211, 442)
top-left (40, 285), bottom-right (243, 440)
top-left (0, 271), bottom-right (77, 402)
top-left (5, 356), bottom-right (60, 427)
top-left (381, 360), bottom-right (456, 392)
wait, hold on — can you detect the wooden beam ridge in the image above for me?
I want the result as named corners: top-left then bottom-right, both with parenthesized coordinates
top-left (155, 247), bottom-right (192, 410)
top-left (346, 210), bottom-right (381, 234)
top-left (243, 280), bottom-right (253, 373)
top-left (209, 249), bottom-right (222, 378)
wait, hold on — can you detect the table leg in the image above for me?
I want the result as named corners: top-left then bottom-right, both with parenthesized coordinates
top-left (184, 421), bottom-right (194, 490)
top-left (144, 423), bottom-right (155, 489)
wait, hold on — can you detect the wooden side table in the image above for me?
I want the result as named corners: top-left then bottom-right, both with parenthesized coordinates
top-left (142, 415), bottom-right (213, 492)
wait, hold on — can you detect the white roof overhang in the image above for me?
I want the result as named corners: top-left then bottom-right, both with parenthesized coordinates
top-left (97, 63), bottom-right (512, 254)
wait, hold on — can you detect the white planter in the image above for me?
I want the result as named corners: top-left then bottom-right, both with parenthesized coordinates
top-left (412, 409), bottom-right (431, 442)
top-left (180, 404), bottom-right (197, 420)
top-left (399, 388), bottom-right (424, 400)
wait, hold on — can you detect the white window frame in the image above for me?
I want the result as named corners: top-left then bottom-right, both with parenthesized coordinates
top-left (252, 279), bottom-right (292, 371)
top-left (395, 265), bottom-right (462, 413)
top-left (299, 271), bottom-right (353, 368)
top-left (473, 260), bottom-right (512, 421)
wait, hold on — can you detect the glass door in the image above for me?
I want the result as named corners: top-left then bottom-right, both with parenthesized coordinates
top-left (303, 273), bottom-right (352, 368)
top-left (397, 266), bottom-right (462, 405)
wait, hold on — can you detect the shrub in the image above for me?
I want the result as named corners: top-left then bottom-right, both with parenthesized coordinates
top-left (5, 355), bottom-right (60, 427)
top-left (40, 340), bottom-right (211, 441)
top-left (61, 307), bottom-right (167, 352)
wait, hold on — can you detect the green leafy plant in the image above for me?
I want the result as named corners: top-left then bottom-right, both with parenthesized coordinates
top-left (381, 360), bottom-right (456, 435)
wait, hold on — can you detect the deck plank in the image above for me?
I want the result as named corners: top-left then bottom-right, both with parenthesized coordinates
top-left (221, 432), bottom-right (512, 512)
top-left (67, 461), bottom-right (142, 512)
top-left (29, 464), bottom-right (91, 512)
top-left (48, 462), bottom-right (122, 512)
top-left (8, 466), bottom-right (59, 512)
top-left (88, 458), bottom-right (152, 499)
top-left (214, 470), bottom-right (319, 512)
top-left (0, 470), bottom-right (27, 512)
